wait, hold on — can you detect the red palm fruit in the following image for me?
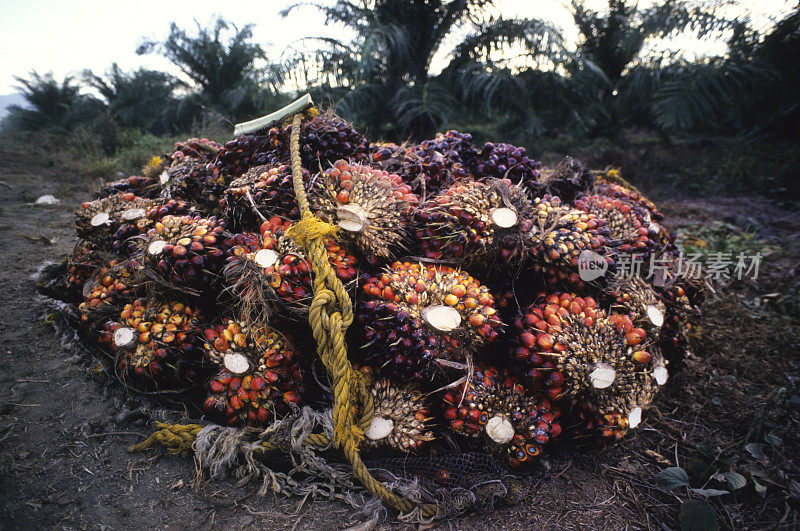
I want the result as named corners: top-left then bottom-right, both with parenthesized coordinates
top-left (78, 259), bottom-right (136, 329)
top-left (64, 241), bottom-right (104, 298)
top-left (358, 261), bottom-right (503, 384)
top-left (93, 174), bottom-right (160, 200)
top-left (595, 170), bottom-right (663, 221)
top-left (308, 160), bottom-right (419, 266)
top-left (141, 214), bottom-right (228, 291)
top-left (603, 275), bottom-right (667, 332)
top-left (415, 178), bottom-right (537, 268)
top-left (362, 378), bottom-right (434, 453)
top-left (202, 319), bottom-right (303, 427)
top-left (222, 217), bottom-right (359, 319)
top-left (105, 298), bottom-right (202, 386)
top-left (440, 365), bottom-right (561, 467)
top-left (223, 164), bottom-right (309, 230)
top-left (514, 292), bottom-right (667, 443)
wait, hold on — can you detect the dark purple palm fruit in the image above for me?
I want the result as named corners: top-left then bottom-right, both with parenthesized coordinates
top-left (441, 365), bottom-right (561, 467)
top-left (140, 214), bottom-right (228, 292)
top-left (472, 141), bottom-right (543, 187)
top-left (528, 158), bottom-right (595, 203)
top-left (112, 198), bottom-right (194, 255)
top-left (164, 149), bottom-right (230, 216)
top-left (573, 195), bottom-right (664, 257)
top-left (77, 192), bottom-right (156, 251)
top-left (527, 195), bottom-right (611, 291)
top-left (369, 137), bottom-right (472, 196)
top-left (222, 164), bottom-right (308, 231)
top-left (415, 178), bottom-right (537, 269)
top-left (93, 175), bottom-right (160, 200)
top-left (267, 112), bottom-right (371, 171)
top-left (358, 262), bottom-right (503, 385)
top-left (215, 134), bottom-right (283, 177)
top-left (513, 292), bottom-right (667, 444)
top-left (420, 130), bottom-right (479, 171)
top-left (307, 160), bottom-right (419, 267)
top-left (101, 299), bottom-right (202, 387)
top-left (202, 319), bottom-right (303, 427)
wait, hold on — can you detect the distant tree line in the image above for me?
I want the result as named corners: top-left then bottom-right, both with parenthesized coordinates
top-left (3, 1), bottom-right (798, 142)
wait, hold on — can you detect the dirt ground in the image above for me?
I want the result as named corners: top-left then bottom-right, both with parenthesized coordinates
top-left (1, 150), bottom-right (799, 530)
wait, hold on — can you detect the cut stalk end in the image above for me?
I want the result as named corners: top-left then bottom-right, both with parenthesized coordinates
top-left (422, 305), bottom-right (462, 332)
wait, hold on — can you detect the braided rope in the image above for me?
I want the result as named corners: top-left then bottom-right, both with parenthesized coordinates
top-left (128, 422), bottom-right (202, 456)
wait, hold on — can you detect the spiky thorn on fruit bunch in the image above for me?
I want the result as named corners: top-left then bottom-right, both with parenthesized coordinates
top-left (358, 262), bottom-right (503, 383)
top-left (528, 158), bottom-right (595, 203)
top-left (415, 178), bottom-right (537, 269)
top-left (100, 299), bottom-right (202, 385)
top-left (472, 142), bottom-right (543, 185)
top-left (64, 241), bottom-right (105, 300)
top-left (141, 215), bottom-right (228, 292)
top-left (441, 365), bottom-right (561, 467)
top-left (202, 319), bottom-right (303, 427)
top-left (223, 164), bottom-right (308, 231)
top-left (308, 160), bottom-right (419, 266)
top-left (77, 193), bottom-right (156, 249)
top-left (78, 260), bottom-right (136, 329)
top-left (573, 195), bottom-right (664, 256)
top-left (603, 275), bottom-right (666, 333)
top-left (595, 169), bottom-right (663, 221)
top-left (267, 112), bottom-right (371, 171)
top-left (361, 377), bottom-right (435, 453)
top-left (222, 217), bottom-right (359, 318)
top-left (527, 195), bottom-right (611, 290)
top-left (112, 198), bottom-right (193, 255)
top-left (513, 292), bottom-right (668, 443)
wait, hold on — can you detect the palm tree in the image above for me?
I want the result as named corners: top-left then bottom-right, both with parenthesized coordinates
top-left (281, 0), bottom-right (565, 139)
top-left (2, 71), bottom-right (103, 132)
top-left (137, 17), bottom-right (287, 122)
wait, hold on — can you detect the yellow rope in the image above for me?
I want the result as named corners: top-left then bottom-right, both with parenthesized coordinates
top-left (131, 110), bottom-right (437, 519)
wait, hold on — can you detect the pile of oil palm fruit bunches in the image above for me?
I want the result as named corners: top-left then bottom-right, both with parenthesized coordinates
top-left (47, 111), bottom-right (702, 469)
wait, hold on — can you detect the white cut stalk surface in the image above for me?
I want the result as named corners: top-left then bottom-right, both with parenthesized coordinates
top-left (490, 207), bottom-right (518, 228)
top-left (422, 305), bottom-right (462, 332)
top-left (121, 208), bottom-right (146, 221)
top-left (223, 353), bottom-right (250, 375)
top-left (646, 305), bottom-right (664, 327)
top-left (253, 249), bottom-right (279, 268)
top-left (91, 212), bottom-right (111, 227)
top-left (336, 204), bottom-right (368, 233)
top-left (114, 327), bottom-right (136, 348)
top-left (589, 362), bottom-right (616, 389)
top-left (628, 407), bottom-right (643, 428)
top-left (365, 416), bottom-right (394, 440)
top-left (485, 415), bottom-right (514, 444)
top-left (653, 363), bottom-right (669, 385)
top-left (148, 240), bottom-right (167, 255)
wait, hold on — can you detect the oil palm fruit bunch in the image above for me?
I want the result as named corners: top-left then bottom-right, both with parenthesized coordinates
top-left (415, 178), bottom-right (537, 268)
top-left (216, 135), bottom-right (282, 177)
top-left (358, 262), bottom-right (503, 383)
top-left (93, 174), bottom-right (160, 200)
top-left (267, 112), bottom-right (371, 171)
top-left (472, 142), bottom-right (543, 185)
top-left (604, 275), bottom-right (666, 333)
top-left (112, 198), bottom-right (193, 254)
top-left (308, 160), bottom-right (419, 266)
top-left (513, 293), bottom-right (667, 441)
top-left (223, 164), bottom-right (308, 230)
top-left (64, 241), bottom-right (104, 299)
top-left (528, 195), bottom-right (610, 283)
top-left (595, 173), bottom-right (663, 221)
top-left (76, 192), bottom-right (155, 249)
top-left (441, 365), bottom-right (561, 467)
top-left (362, 378), bottom-right (435, 453)
top-left (164, 155), bottom-right (229, 215)
top-left (78, 260), bottom-right (136, 328)
top-left (420, 130), bottom-right (479, 171)
top-left (528, 158), bottom-right (595, 203)
top-left (202, 319), bottom-right (303, 427)
top-left (103, 299), bottom-right (202, 384)
top-left (223, 217), bottom-right (359, 317)
top-left (573, 195), bottom-right (661, 256)
top-left (141, 215), bottom-right (228, 291)
top-left (172, 137), bottom-right (222, 161)
top-left (370, 140), bottom-right (471, 195)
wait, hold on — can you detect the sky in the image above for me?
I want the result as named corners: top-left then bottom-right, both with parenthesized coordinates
top-left (0, 0), bottom-right (793, 95)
